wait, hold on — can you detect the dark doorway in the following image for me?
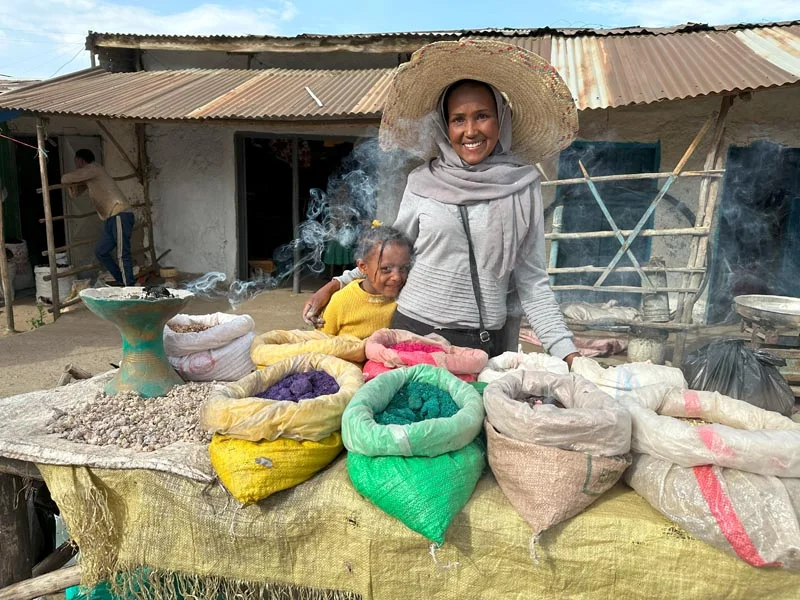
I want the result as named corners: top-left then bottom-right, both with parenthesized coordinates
top-left (554, 141), bottom-right (661, 305)
top-left (707, 141), bottom-right (800, 323)
top-left (236, 136), bottom-right (356, 281)
top-left (15, 135), bottom-right (66, 268)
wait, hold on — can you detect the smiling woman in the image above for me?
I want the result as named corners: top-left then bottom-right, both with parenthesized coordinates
top-left (304, 39), bottom-right (580, 364)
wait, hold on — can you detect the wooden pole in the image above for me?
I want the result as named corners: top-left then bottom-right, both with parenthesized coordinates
top-left (0, 474), bottom-right (32, 588)
top-left (540, 169), bottom-right (724, 188)
top-left (36, 119), bottom-right (61, 319)
top-left (95, 121), bottom-right (140, 178)
top-left (0, 565), bottom-right (82, 600)
top-left (292, 138), bottom-right (300, 295)
top-left (135, 123), bottom-right (159, 274)
top-left (546, 226), bottom-right (708, 240)
top-left (0, 184), bottom-right (15, 333)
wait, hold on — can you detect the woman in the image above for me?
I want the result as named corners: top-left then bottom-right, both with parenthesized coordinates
top-left (303, 40), bottom-right (580, 365)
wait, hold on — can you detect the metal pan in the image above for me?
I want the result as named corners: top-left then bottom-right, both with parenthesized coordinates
top-left (733, 295), bottom-right (800, 328)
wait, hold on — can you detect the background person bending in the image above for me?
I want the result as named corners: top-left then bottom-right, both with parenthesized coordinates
top-left (61, 149), bottom-right (135, 286)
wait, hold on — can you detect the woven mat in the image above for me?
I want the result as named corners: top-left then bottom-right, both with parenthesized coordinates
top-left (38, 459), bottom-right (800, 600)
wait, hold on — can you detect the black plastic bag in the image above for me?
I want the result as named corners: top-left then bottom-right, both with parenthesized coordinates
top-left (682, 339), bottom-right (795, 416)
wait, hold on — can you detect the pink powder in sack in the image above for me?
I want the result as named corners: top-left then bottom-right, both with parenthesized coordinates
top-left (390, 342), bottom-right (444, 354)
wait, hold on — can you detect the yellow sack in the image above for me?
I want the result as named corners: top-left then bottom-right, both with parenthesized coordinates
top-left (209, 432), bottom-right (343, 504)
top-left (250, 329), bottom-right (365, 367)
top-left (201, 353), bottom-right (364, 442)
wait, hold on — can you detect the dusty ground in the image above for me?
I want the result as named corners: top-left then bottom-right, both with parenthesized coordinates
top-left (0, 280), bottom-right (325, 398)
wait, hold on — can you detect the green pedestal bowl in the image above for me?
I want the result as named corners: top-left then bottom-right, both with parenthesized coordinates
top-left (79, 287), bottom-right (194, 398)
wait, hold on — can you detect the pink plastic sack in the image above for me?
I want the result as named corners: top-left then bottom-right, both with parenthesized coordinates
top-left (362, 329), bottom-right (488, 381)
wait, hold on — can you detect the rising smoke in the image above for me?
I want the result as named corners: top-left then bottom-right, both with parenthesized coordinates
top-left (182, 137), bottom-right (416, 309)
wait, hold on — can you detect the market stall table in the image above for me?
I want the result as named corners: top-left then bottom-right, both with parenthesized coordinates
top-left (1, 374), bottom-right (799, 599)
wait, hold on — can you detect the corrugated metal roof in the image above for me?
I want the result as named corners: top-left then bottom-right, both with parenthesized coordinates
top-left (0, 79), bottom-right (39, 94)
top-left (0, 67), bottom-right (395, 120)
top-left (2, 23), bottom-right (800, 120)
top-left (88, 20), bottom-right (800, 45)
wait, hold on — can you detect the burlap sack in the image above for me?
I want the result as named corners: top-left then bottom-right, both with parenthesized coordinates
top-left (487, 421), bottom-right (631, 537)
top-left (201, 353), bottom-right (364, 442)
top-left (250, 329), bottom-right (365, 366)
top-left (626, 453), bottom-right (800, 570)
top-left (483, 370), bottom-right (631, 456)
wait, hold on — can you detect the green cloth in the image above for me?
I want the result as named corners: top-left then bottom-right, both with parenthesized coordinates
top-left (323, 241), bottom-right (354, 266)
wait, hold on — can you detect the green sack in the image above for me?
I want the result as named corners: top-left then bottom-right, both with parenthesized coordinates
top-left (341, 364), bottom-right (484, 457)
top-left (347, 440), bottom-right (486, 545)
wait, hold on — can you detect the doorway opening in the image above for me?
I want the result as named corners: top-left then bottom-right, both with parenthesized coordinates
top-left (235, 135), bottom-right (357, 284)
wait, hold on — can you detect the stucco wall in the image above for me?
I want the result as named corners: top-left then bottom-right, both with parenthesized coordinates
top-left (145, 120), bottom-right (378, 278)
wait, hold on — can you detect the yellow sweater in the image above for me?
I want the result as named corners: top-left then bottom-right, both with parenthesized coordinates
top-left (321, 280), bottom-right (396, 339)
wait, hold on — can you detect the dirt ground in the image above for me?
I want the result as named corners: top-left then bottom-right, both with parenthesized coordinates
top-left (0, 280), bottom-right (324, 398)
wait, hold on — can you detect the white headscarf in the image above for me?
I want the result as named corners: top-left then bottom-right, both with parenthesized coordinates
top-left (406, 83), bottom-right (540, 278)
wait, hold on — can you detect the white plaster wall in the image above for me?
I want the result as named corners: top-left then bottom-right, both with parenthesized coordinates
top-left (147, 124), bottom-right (237, 276)
top-left (146, 120), bottom-right (377, 278)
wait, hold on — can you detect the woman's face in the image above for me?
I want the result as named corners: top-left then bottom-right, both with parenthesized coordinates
top-left (445, 84), bottom-right (500, 165)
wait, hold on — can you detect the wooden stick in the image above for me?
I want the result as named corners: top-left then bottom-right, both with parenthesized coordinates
top-left (39, 202), bottom-right (146, 223)
top-left (577, 160), bottom-right (655, 288)
top-left (0, 565), bottom-right (82, 600)
top-left (545, 227), bottom-right (709, 240)
top-left (551, 285), bottom-right (698, 294)
top-left (548, 265), bottom-right (706, 274)
top-left (0, 176), bottom-right (14, 333)
top-left (292, 138), bottom-right (300, 295)
top-left (564, 318), bottom-right (700, 332)
top-left (136, 124), bottom-right (159, 273)
top-left (31, 543), bottom-right (77, 578)
top-left (0, 475), bottom-right (32, 588)
top-left (36, 119), bottom-right (60, 320)
top-left (95, 120), bottom-right (140, 179)
top-left (540, 169), bottom-right (724, 188)
top-left (36, 172), bottom-right (138, 193)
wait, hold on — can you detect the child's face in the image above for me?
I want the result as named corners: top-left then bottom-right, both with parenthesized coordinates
top-left (357, 242), bottom-right (411, 299)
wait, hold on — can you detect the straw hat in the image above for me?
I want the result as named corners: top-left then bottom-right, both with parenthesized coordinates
top-left (379, 39), bottom-right (579, 165)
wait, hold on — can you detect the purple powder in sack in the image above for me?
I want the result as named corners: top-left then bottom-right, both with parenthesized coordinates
top-left (256, 370), bottom-right (339, 401)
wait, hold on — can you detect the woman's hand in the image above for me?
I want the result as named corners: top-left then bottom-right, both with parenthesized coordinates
top-left (302, 279), bottom-right (340, 327)
top-left (564, 352), bottom-right (580, 369)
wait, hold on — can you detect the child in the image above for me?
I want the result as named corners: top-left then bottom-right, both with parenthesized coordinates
top-left (321, 225), bottom-right (412, 339)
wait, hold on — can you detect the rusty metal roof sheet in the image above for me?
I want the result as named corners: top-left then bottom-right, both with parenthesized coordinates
top-left (0, 67), bottom-right (395, 120)
top-left (2, 22), bottom-right (800, 120)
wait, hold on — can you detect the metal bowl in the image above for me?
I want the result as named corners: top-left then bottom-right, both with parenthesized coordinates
top-left (733, 295), bottom-right (800, 328)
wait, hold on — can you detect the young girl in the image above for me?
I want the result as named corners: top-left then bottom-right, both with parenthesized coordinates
top-left (320, 225), bottom-right (412, 339)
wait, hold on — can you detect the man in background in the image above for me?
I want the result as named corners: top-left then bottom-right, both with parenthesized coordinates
top-left (61, 149), bottom-right (134, 286)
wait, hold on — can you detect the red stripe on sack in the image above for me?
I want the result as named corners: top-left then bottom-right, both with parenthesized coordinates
top-left (693, 465), bottom-right (782, 567)
top-left (683, 390), bottom-right (702, 417)
top-left (696, 426), bottom-right (737, 459)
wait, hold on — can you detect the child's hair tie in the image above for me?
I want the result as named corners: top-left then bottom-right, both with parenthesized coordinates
top-left (371, 220), bottom-right (383, 229)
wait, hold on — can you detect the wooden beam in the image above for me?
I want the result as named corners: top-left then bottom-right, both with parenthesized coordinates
top-left (0, 565), bottom-right (82, 600)
top-left (43, 222), bottom-right (146, 256)
top-left (31, 543), bottom-right (78, 578)
top-left (39, 202), bottom-right (146, 223)
top-left (36, 172), bottom-right (138, 193)
top-left (540, 169), bottom-right (725, 188)
top-left (94, 121), bottom-right (140, 181)
top-left (36, 119), bottom-right (61, 320)
top-left (0, 474), bottom-right (32, 588)
top-left (551, 285), bottom-right (698, 294)
top-left (292, 137), bottom-right (300, 295)
top-left (545, 227), bottom-right (709, 241)
top-left (135, 123), bottom-right (159, 272)
top-left (0, 176), bottom-right (15, 333)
